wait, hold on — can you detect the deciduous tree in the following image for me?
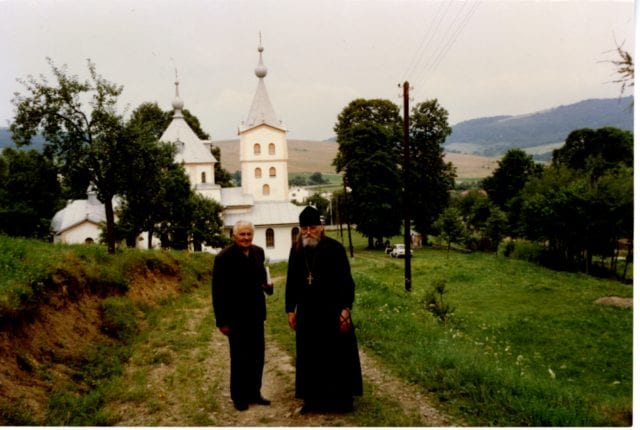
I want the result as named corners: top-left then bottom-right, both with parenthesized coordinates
top-left (11, 58), bottom-right (128, 253)
top-left (408, 99), bottom-right (456, 240)
top-left (0, 148), bottom-right (63, 239)
top-left (333, 99), bottom-right (403, 247)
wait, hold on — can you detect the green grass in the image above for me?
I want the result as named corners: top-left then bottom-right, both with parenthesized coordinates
top-left (0, 234), bottom-right (632, 426)
top-left (268, 231), bottom-right (632, 426)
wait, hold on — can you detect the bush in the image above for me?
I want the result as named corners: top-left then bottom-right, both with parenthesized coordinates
top-left (100, 297), bottom-right (138, 341)
top-left (501, 239), bottom-right (542, 263)
top-left (423, 279), bottom-right (455, 326)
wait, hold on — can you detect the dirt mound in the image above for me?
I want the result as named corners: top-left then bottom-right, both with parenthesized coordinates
top-left (0, 267), bottom-right (180, 423)
top-left (594, 296), bottom-right (633, 309)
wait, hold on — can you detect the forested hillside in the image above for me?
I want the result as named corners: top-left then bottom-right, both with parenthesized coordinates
top-left (446, 96), bottom-right (633, 156)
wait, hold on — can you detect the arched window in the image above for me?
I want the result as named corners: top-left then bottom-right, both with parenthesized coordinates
top-left (291, 227), bottom-right (300, 245)
top-left (253, 143), bottom-right (261, 155)
top-left (268, 143), bottom-right (276, 155)
top-left (255, 167), bottom-right (262, 178)
top-left (201, 172), bottom-right (206, 183)
top-left (266, 228), bottom-right (275, 248)
top-left (269, 167), bottom-right (276, 177)
top-left (262, 184), bottom-right (270, 195)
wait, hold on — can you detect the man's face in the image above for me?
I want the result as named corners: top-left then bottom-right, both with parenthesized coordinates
top-left (301, 225), bottom-right (322, 248)
top-left (233, 225), bottom-right (254, 250)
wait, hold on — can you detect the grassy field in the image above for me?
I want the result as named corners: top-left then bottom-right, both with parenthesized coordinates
top-left (267, 230), bottom-right (633, 426)
top-left (0, 234), bottom-right (632, 426)
top-left (213, 139), bottom-right (498, 179)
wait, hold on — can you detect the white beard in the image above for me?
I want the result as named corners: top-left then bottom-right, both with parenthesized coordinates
top-left (302, 236), bottom-right (320, 248)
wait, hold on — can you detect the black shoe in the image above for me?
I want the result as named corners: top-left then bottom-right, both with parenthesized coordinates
top-left (252, 395), bottom-right (271, 405)
top-left (299, 403), bottom-right (313, 415)
top-left (233, 401), bottom-right (249, 411)
top-left (300, 402), bottom-right (322, 414)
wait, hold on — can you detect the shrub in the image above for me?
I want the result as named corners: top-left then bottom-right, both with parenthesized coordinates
top-left (100, 297), bottom-right (138, 341)
top-left (501, 239), bottom-right (542, 263)
top-left (423, 279), bottom-right (455, 326)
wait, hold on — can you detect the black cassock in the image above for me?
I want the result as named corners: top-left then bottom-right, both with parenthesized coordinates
top-left (211, 244), bottom-right (268, 405)
top-left (285, 236), bottom-right (363, 407)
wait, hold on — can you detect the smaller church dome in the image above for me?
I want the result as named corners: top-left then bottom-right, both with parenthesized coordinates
top-left (172, 95), bottom-right (184, 111)
top-left (255, 64), bottom-right (267, 78)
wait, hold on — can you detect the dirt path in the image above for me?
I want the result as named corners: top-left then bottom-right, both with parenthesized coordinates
top-left (109, 288), bottom-right (456, 427)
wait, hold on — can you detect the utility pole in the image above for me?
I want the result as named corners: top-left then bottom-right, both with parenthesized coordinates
top-left (402, 81), bottom-right (412, 292)
top-left (343, 176), bottom-right (354, 258)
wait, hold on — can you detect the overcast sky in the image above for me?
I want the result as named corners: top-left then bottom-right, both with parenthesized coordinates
top-left (0, 0), bottom-right (634, 141)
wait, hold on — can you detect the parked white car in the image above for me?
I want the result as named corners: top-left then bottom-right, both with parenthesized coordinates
top-left (389, 244), bottom-right (412, 258)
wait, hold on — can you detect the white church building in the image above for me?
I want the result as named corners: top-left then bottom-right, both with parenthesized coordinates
top-left (52, 40), bottom-right (304, 262)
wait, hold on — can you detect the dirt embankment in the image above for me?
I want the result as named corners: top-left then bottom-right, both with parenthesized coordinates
top-left (0, 267), bottom-right (180, 423)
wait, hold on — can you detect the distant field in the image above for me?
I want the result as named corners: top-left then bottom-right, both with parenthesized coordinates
top-left (213, 139), bottom-right (498, 179)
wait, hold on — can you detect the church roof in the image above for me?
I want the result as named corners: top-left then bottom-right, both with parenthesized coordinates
top-left (51, 189), bottom-right (112, 234)
top-left (160, 80), bottom-right (217, 164)
top-left (220, 187), bottom-right (255, 207)
top-left (224, 200), bottom-right (302, 228)
top-left (240, 40), bottom-right (286, 133)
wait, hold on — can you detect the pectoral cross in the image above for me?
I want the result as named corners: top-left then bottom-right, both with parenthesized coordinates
top-left (306, 272), bottom-right (314, 286)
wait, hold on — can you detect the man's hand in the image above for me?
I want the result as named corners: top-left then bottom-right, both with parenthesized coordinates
top-left (339, 308), bottom-right (351, 333)
top-left (287, 312), bottom-right (297, 331)
top-left (218, 325), bottom-right (230, 336)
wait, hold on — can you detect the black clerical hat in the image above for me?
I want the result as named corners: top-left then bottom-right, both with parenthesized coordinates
top-left (299, 205), bottom-right (321, 227)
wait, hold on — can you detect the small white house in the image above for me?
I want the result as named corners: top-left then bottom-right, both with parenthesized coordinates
top-left (51, 189), bottom-right (110, 245)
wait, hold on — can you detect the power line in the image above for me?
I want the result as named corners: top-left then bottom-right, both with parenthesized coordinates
top-left (402, 0), bottom-right (481, 99)
top-left (401, 0), bottom-right (453, 83)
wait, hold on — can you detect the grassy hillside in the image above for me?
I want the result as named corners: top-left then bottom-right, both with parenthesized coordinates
top-left (0, 236), bottom-right (214, 424)
top-left (267, 231), bottom-right (632, 426)
top-left (213, 139), bottom-right (498, 179)
top-left (0, 234), bottom-right (631, 425)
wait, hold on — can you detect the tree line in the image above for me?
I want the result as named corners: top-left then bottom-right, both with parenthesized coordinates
top-left (3, 58), bottom-right (230, 253)
top-left (329, 98), bottom-right (632, 279)
top-left (2, 54), bottom-right (633, 280)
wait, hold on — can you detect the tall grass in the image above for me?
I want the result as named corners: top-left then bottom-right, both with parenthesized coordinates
top-left (268, 231), bottom-right (632, 426)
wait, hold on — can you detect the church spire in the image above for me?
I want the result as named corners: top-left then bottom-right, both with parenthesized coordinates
top-left (171, 68), bottom-right (184, 118)
top-left (255, 32), bottom-right (267, 79)
top-left (241, 34), bottom-right (285, 132)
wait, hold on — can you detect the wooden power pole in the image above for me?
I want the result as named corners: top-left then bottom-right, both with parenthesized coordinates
top-left (402, 81), bottom-right (412, 292)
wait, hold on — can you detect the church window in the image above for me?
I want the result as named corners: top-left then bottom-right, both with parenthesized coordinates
top-left (254, 143), bottom-right (261, 155)
top-left (269, 167), bottom-right (276, 177)
top-left (255, 167), bottom-right (262, 178)
top-left (201, 172), bottom-right (206, 183)
top-left (266, 228), bottom-right (275, 248)
top-left (262, 184), bottom-right (270, 195)
top-left (268, 143), bottom-right (276, 155)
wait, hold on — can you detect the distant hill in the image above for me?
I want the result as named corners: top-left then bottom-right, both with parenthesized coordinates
top-left (0, 128), bottom-right (45, 151)
top-left (212, 139), bottom-right (497, 180)
top-left (445, 96), bottom-right (633, 157)
top-left (2, 96), bottom-right (631, 178)
top-left (212, 139), bottom-right (339, 175)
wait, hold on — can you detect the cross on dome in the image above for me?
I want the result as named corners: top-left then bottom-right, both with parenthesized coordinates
top-left (255, 32), bottom-right (268, 79)
top-left (172, 68), bottom-right (184, 113)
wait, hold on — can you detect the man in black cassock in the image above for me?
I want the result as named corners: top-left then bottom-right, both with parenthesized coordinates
top-left (285, 206), bottom-right (363, 414)
top-left (212, 220), bottom-right (273, 411)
